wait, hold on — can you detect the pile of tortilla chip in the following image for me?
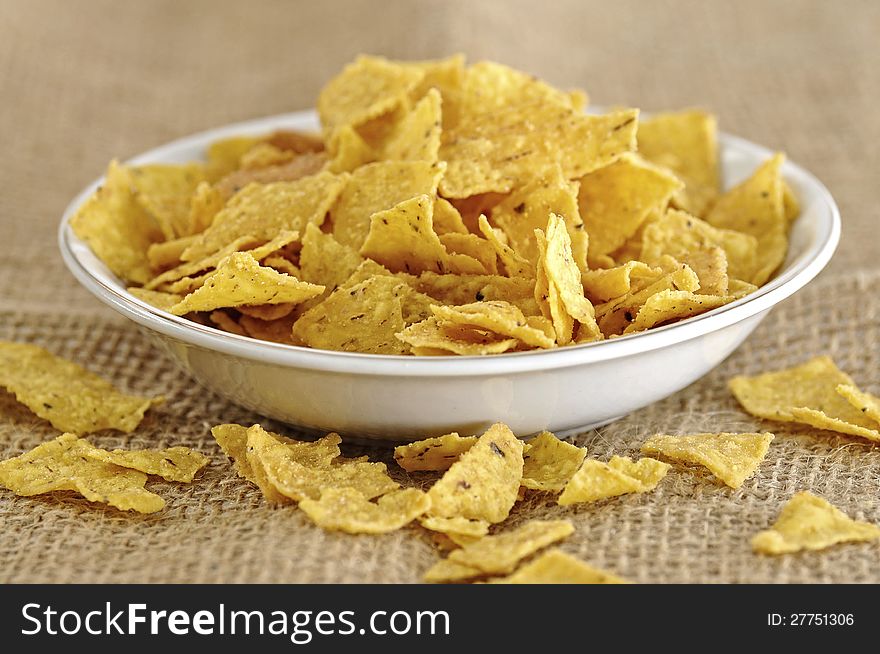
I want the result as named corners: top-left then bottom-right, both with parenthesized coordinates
top-left (71, 54), bottom-right (800, 355)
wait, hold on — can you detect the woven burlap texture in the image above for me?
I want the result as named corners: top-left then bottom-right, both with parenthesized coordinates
top-left (1, 0), bottom-right (878, 582)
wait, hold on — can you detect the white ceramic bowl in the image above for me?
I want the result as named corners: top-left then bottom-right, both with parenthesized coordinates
top-left (58, 110), bottom-right (839, 442)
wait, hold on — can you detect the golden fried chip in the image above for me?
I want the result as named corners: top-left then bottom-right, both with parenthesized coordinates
top-left (577, 153), bottom-right (682, 261)
top-left (412, 272), bottom-right (539, 316)
top-left (211, 424), bottom-right (256, 482)
top-left (292, 275), bottom-right (410, 354)
top-left (205, 135), bottom-right (261, 181)
top-left (753, 491), bottom-right (880, 555)
top-left (439, 105), bottom-right (637, 198)
top-left (318, 55), bottom-right (424, 133)
top-left (239, 313), bottom-right (298, 345)
top-left (298, 222), bottom-right (363, 296)
top-left (641, 432), bottom-right (774, 488)
top-left (182, 171), bottom-right (345, 261)
top-left (0, 433), bottom-right (165, 513)
top-left (70, 160), bottom-right (163, 284)
top-left (491, 549), bottom-right (629, 584)
top-left (331, 161), bottom-right (444, 249)
top-left (147, 234), bottom-right (198, 271)
top-left (641, 209), bottom-right (758, 282)
top-left (621, 290), bottom-right (733, 334)
top-left (398, 317), bottom-right (520, 356)
top-left (130, 163), bottom-right (207, 240)
top-left (438, 233), bottom-right (497, 274)
top-left (491, 166), bottom-right (587, 271)
top-left (705, 153), bottom-right (787, 285)
top-left (581, 261), bottom-right (660, 302)
top-left (236, 303), bottom-right (294, 322)
top-left (422, 558), bottom-right (486, 583)
top-left (521, 431), bottom-right (587, 492)
top-left (380, 88), bottom-right (442, 163)
top-left (443, 519), bottom-right (574, 577)
top-left (299, 487), bottom-right (430, 534)
top-left (782, 180), bottom-right (800, 226)
top-left (246, 425), bottom-right (398, 503)
top-left (836, 384), bottom-right (880, 426)
top-left (728, 356), bottom-right (880, 442)
top-left (606, 455), bottom-right (670, 490)
top-left (127, 287), bottom-right (183, 313)
top-left (476, 215), bottom-right (532, 278)
top-left (81, 443), bottom-right (209, 483)
top-left (239, 143), bottom-right (296, 170)
top-left (325, 125), bottom-right (375, 173)
top-left (0, 341), bottom-right (162, 434)
top-left (170, 252), bottom-right (323, 315)
top-left (637, 109), bottom-right (719, 216)
top-left (432, 301), bottom-right (555, 349)
top-left (394, 434), bottom-right (478, 472)
top-left (209, 310), bottom-right (246, 335)
top-left (426, 423), bottom-right (524, 523)
top-left (557, 459), bottom-right (645, 505)
top-left (360, 195), bottom-right (484, 275)
top-left (432, 198), bottom-right (469, 235)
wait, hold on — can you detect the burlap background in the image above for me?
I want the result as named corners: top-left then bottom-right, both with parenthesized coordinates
top-left (1, 0), bottom-right (878, 583)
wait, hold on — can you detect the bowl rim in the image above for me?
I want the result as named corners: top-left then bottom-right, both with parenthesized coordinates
top-left (58, 109), bottom-right (840, 377)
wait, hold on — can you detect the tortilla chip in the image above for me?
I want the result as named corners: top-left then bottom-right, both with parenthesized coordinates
top-left (379, 88), bottom-right (442, 163)
top-left (728, 356), bottom-right (880, 442)
top-left (70, 160), bottom-right (163, 284)
top-left (0, 433), bottom-right (165, 513)
top-left (637, 109), bottom-right (719, 216)
top-left (431, 301), bottom-right (555, 349)
top-left (578, 153), bottom-right (682, 261)
top-left (432, 198), bottom-right (469, 235)
top-left (753, 491), bottom-right (880, 555)
top-left (299, 487), bottom-right (431, 534)
top-left (205, 136), bottom-right (261, 181)
top-left (239, 143), bottom-right (296, 170)
top-left (438, 233), bottom-right (497, 274)
top-left (641, 432), bottom-right (774, 488)
top-left (581, 261), bottom-right (660, 303)
top-left (0, 341), bottom-right (162, 434)
top-left (394, 433), bottom-right (478, 472)
top-left (836, 384), bottom-right (880, 426)
top-left (621, 289), bottom-right (733, 334)
top-left (521, 431), bottom-right (587, 492)
top-left (477, 215), bottom-right (532, 278)
top-left (130, 163), bottom-right (207, 240)
top-left (558, 459), bottom-right (645, 505)
top-left (127, 287), bottom-right (183, 313)
top-left (298, 222), bottom-right (363, 296)
top-left (81, 443), bottom-right (209, 483)
top-left (147, 235), bottom-right (198, 272)
top-left (426, 423), bottom-right (524, 523)
top-left (705, 153), bottom-right (787, 285)
top-left (330, 160), bottom-right (444, 249)
top-left (606, 455), bottom-right (670, 490)
top-left (491, 549), bottom-right (629, 584)
top-left (397, 317), bottom-right (521, 355)
top-left (325, 124), bottom-right (375, 173)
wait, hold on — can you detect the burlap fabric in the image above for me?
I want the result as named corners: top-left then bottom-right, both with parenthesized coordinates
top-left (1, 0), bottom-right (877, 583)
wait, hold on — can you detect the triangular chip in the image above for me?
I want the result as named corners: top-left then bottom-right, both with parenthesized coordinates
top-left (394, 434), bottom-right (478, 472)
top-left (521, 431), bottom-right (587, 491)
top-left (836, 384), bottom-right (880, 426)
top-left (0, 434), bottom-right (165, 513)
top-left (170, 252), bottom-right (324, 315)
top-left (752, 491), bottom-right (880, 555)
top-left (491, 549), bottom-right (629, 584)
top-left (705, 153), bottom-right (787, 285)
top-left (641, 432), bottom-right (774, 488)
top-left (81, 443), bottom-right (208, 483)
top-left (330, 160), bottom-right (444, 249)
top-left (0, 341), bottom-right (162, 435)
top-left (477, 215), bottom-right (532, 278)
top-left (70, 160), bottom-right (163, 284)
top-left (127, 287), bottom-right (183, 313)
top-left (438, 232), bottom-right (497, 274)
top-left (397, 317), bottom-right (520, 356)
top-left (606, 455), bottom-right (670, 490)
top-left (298, 222), bottom-right (364, 295)
top-left (621, 289), bottom-right (733, 334)
top-left (581, 261), bottom-right (660, 303)
top-left (637, 109), bottom-right (719, 216)
top-left (432, 198), bottom-right (469, 235)
top-left (426, 423), bottom-right (523, 523)
top-left (325, 124), bottom-right (375, 173)
top-left (130, 163), bottom-right (207, 240)
top-left (728, 356), bottom-right (880, 442)
top-left (578, 153), bottom-right (682, 261)
top-left (557, 459), bottom-right (645, 505)
top-left (299, 487), bottom-right (430, 534)
top-left (431, 301), bottom-right (555, 349)
top-left (419, 515), bottom-right (490, 540)
top-left (379, 88), bottom-right (442, 163)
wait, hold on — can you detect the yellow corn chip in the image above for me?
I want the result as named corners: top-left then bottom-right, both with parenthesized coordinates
top-left (379, 88), bottom-right (442, 163)
top-left (491, 166), bottom-right (587, 271)
top-left (432, 198), bottom-right (469, 235)
top-left (205, 136), bottom-right (261, 181)
top-left (127, 287), bottom-right (183, 313)
top-left (170, 252), bottom-right (323, 315)
top-left (621, 289), bottom-right (733, 334)
top-left (431, 301), bottom-right (555, 349)
top-left (637, 109), bottom-right (719, 216)
top-left (422, 558), bottom-right (486, 583)
top-left (215, 152), bottom-right (328, 199)
top-left (426, 423), bottom-right (524, 523)
top-left (641, 432), bottom-right (774, 488)
top-left (782, 180), bottom-right (800, 226)
top-left (477, 215), bottom-right (532, 278)
top-left (398, 317), bottom-right (520, 356)
top-left (641, 209), bottom-right (758, 282)
top-left (299, 222), bottom-right (363, 296)
top-left (0, 433), bottom-right (165, 513)
top-left (438, 233), bottom-right (497, 274)
top-left (239, 313), bottom-right (298, 345)
top-left (130, 163), bottom-right (207, 240)
top-left (187, 181), bottom-right (224, 235)
top-left (318, 55), bottom-right (424, 133)
top-left (413, 272), bottom-right (540, 316)
top-left (419, 515), bottom-right (490, 540)
top-left (557, 459), bottom-right (645, 505)
top-left (705, 153), bottom-right (787, 285)
top-left (239, 143), bottom-right (297, 170)
top-left (182, 171), bottom-right (345, 261)
top-left (292, 274), bottom-right (411, 354)
top-left (331, 160), bottom-right (444, 249)
top-left (581, 261), bottom-right (660, 302)
top-left (0, 341), bottom-right (161, 434)
top-left (237, 303), bottom-right (294, 322)
top-left (752, 491), bottom-right (880, 555)
top-left (394, 433), bottom-right (478, 472)
top-left (444, 519), bottom-right (574, 576)
top-left (578, 153), bottom-right (682, 261)
top-left (439, 105), bottom-right (637, 198)
top-left (607, 455), bottom-right (670, 490)
top-left (491, 549), bottom-right (629, 584)
top-left (246, 425), bottom-right (398, 503)
top-left (728, 356), bottom-right (880, 442)
top-left (836, 384), bottom-right (880, 426)
top-left (521, 431), bottom-right (587, 492)
top-left (210, 310), bottom-right (247, 335)
top-left (325, 124), bottom-right (375, 173)
top-left (299, 487), bottom-right (430, 534)
top-left (81, 444), bottom-right (209, 483)
top-left (147, 234), bottom-right (198, 271)
top-left (70, 160), bottom-right (164, 284)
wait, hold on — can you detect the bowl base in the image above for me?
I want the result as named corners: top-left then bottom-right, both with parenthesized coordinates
top-left (553, 414), bottom-right (627, 438)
